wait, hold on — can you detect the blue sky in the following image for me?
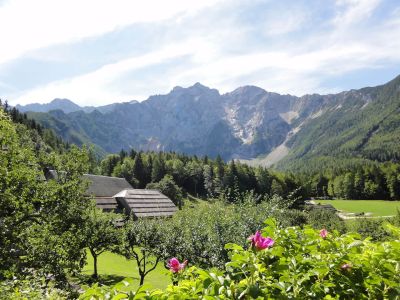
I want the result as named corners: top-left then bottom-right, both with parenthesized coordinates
top-left (0, 0), bottom-right (399, 106)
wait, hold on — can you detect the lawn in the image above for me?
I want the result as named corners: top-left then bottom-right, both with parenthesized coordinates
top-left (317, 200), bottom-right (400, 217)
top-left (82, 251), bottom-right (170, 290)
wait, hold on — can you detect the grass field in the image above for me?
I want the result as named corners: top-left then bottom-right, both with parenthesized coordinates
top-left (316, 200), bottom-right (400, 217)
top-left (82, 251), bottom-right (170, 290)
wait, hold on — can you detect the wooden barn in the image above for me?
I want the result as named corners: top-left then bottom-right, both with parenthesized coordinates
top-left (83, 174), bottom-right (178, 218)
top-left (113, 189), bottom-right (178, 218)
top-left (83, 174), bottom-right (133, 213)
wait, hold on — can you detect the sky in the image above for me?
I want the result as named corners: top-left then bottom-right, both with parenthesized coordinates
top-left (1, 0), bottom-right (400, 106)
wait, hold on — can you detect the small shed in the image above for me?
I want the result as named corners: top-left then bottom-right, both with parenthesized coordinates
top-left (83, 174), bottom-right (133, 213)
top-left (113, 189), bottom-right (178, 218)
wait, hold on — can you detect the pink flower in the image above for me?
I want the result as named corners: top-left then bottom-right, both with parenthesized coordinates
top-left (341, 263), bottom-right (351, 271)
top-left (167, 257), bottom-right (187, 273)
top-left (320, 229), bottom-right (328, 239)
top-left (248, 231), bottom-right (275, 250)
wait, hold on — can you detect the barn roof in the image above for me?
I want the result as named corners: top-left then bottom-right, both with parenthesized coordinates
top-left (114, 189), bottom-right (178, 218)
top-left (84, 174), bottom-right (133, 197)
top-left (83, 174), bottom-right (133, 213)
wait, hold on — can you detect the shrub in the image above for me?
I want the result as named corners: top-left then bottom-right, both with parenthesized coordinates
top-left (0, 276), bottom-right (72, 299)
top-left (160, 199), bottom-right (307, 269)
top-left (146, 175), bottom-right (183, 209)
top-left (306, 208), bottom-right (347, 233)
top-left (81, 219), bottom-right (400, 299)
top-left (348, 218), bottom-right (391, 241)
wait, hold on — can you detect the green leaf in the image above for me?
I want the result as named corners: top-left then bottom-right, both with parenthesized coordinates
top-left (225, 243), bottom-right (244, 251)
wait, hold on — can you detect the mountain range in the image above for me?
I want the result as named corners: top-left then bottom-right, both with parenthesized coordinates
top-left (18, 76), bottom-right (400, 171)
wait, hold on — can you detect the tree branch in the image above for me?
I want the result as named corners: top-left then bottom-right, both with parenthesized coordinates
top-left (144, 256), bottom-right (161, 276)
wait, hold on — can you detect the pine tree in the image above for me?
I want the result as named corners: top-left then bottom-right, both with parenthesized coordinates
top-left (151, 156), bottom-right (166, 183)
top-left (133, 152), bottom-right (146, 188)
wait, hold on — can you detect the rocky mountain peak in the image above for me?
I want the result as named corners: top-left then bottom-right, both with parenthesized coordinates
top-left (20, 75), bottom-right (400, 167)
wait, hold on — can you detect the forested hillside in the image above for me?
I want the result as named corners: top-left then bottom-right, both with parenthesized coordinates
top-left (5, 97), bottom-right (399, 202)
top-left (279, 75), bottom-right (400, 171)
top-left (96, 150), bottom-right (305, 205)
top-left (95, 149), bottom-right (400, 201)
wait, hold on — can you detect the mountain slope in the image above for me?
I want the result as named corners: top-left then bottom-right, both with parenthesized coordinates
top-left (278, 76), bottom-right (400, 170)
top-left (24, 76), bottom-right (400, 170)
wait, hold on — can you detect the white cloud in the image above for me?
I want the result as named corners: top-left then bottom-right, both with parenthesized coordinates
top-left (4, 0), bottom-right (400, 106)
top-left (0, 0), bottom-right (222, 64)
top-left (17, 37), bottom-right (392, 106)
top-left (333, 0), bottom-right (381, 26)
top-left (168, 43), bottom-right (387, 95)
top-left (13, 39), bottom-right (209, 105)
top-left (263, 9), bottom-right (308, 36)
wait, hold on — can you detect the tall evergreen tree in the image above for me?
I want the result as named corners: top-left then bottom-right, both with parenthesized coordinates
top-left (133, 153), bottom-right (146, 188)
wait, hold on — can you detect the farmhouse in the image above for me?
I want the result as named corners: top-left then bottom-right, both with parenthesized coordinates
top-left (84, 174), bottom-right (132, 213)
top-left (83, 174), bottom-right (178, 218)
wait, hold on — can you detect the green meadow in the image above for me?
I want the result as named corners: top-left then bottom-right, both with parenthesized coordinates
top-left (82, 251), bottom-right (170, 290)
top-left (316, 200), bottom-right (400, 217)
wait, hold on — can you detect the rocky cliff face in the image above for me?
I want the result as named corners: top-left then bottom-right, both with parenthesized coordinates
top-left (22, 76), bottom-right (400, 165)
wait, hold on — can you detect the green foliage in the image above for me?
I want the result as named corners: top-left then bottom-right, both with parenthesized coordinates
top-left (82, 206), bottom-right (121, 278)
top-left (81, 220), bottom-right (400, 299)
top-left (146, 175), bottom-right (183, 209)
top-left (79, 278), bottom-right (152, 300)
top-left (347, 211), bottom-right (400, 241)
top-left (301, 162), bottom-right (400, 200)
top-left (117, 218), bottom-right (167, 286)
top-left (98, 150), bottom-right (303, 203)
top-left (306, 208), bottom-right (347, 234)
top-left (0, 276), bottom-right (72, 300)
top-left (100, 154), bottom-right (121, 176)
top-left (160, 199), bottom-right (307, 269)
top-left (0, 99), bottom-right (70, 154)
top-left (0, 108), bottom-right (91, 282)
top-left (280, 76), bottom-right (400, 170)
top-left (347, 218), bottom-right (391, 241)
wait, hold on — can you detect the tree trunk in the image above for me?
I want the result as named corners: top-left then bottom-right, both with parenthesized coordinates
top-left (140, 273), bottom-right (145, 285)
top-left (90, 249), bottom-right (98, 279)
top-left (93, 255), bottom-right (98, 278)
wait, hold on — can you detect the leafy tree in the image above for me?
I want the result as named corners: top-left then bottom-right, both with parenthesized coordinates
top-left (160, 200), bottom-right (305, 269)
top-left (81, 205), bottom-right (121, 278)
top-left (100, 154), bottom-right (120, 176)
top-left (112, 157), bottom-right (138, 187)
top-left (80, 221), bottom-right (400, 299)
top-left (184, 160), bottom-right (203, 196)
top-left (270, 178), bottom-right (284, 196)
top-left (0, 108), bottom-right (92, 282)
top-left (118, 218), bottom-right (166, 286)
top-left (146, 175), bottom-right (183, 209)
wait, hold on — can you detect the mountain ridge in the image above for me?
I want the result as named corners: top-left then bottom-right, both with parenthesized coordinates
top-left (21, 75), bottom-right (400, 171)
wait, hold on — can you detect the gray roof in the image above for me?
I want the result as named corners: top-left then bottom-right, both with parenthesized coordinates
top-left (82, 175), bottom-right (176, 218)
top-left (93, 196), bottom-right (120, 213)
top-left (114, 189), bottom-right (178, 218)
top-left (84, 174), bottom-right (133, 197)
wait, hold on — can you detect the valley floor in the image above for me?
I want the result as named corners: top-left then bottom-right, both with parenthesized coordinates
top-left (316, 199), bottom-right (400, 217)
top-left (81, 251), bottom-right (170, 290)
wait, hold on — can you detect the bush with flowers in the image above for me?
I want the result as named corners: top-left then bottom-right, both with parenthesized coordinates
top-left (80, 218), bottom-right (400, 299)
